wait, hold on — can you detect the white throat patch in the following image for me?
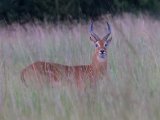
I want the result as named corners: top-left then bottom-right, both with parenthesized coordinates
top-left (97, 56), bottom-right (107, 62)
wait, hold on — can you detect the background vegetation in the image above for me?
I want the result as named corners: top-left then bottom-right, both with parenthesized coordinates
top-left (0, 0), bottom-right (160, 120)
top-left (0, 0), bottom-right (160, 24)
top-left (0, 14), bottom-right (160, 120)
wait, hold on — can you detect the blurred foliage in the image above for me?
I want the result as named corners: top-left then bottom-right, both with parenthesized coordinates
top-left (0, 0), bottom-right (160, 23)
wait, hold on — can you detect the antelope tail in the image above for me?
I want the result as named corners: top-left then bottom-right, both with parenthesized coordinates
top-left (21, 69), bottom-right (28, 87)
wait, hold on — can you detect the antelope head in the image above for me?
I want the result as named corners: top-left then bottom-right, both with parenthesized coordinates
top-left (90, 21), bottom-right (112, 62)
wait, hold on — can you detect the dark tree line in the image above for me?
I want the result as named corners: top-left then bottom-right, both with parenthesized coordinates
top-left (0, 0), bottom-right (160, 24)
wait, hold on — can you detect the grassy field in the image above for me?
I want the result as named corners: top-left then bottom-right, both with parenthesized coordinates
top-left (0, 14), bottom-right (160, 120)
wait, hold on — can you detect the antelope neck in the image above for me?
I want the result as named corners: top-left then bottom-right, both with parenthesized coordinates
top-left (91, 54), bottom-right (108, 73)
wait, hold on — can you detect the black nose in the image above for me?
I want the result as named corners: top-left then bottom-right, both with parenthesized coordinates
top-left (100, 50), bottom-right (105, 54)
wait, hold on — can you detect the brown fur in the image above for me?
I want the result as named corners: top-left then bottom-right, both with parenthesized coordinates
top-left (21, 27), bottom-right (112, 89)
top-left (21, 55), bottom-right (107, 87)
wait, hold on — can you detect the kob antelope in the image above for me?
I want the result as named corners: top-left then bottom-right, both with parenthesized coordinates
top-left (21, 21), bottom-right (112, 88)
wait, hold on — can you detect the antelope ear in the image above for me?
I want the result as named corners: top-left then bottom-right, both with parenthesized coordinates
top-left (106, 37), bottom-right (112, 46)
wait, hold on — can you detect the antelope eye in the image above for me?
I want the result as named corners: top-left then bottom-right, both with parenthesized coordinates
top-left (95, 43), bottom-right (98, 47)
top-left (104, 43), bottom-right (108, 47)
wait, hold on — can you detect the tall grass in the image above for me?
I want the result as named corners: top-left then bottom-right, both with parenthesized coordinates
top-left (0, 14), bottom-right (160, 120)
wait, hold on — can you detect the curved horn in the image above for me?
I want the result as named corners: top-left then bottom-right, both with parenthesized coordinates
top-left (103, 22), bottom-right (111, 40)
top-left (89, 20), bottom-right (100, 42)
